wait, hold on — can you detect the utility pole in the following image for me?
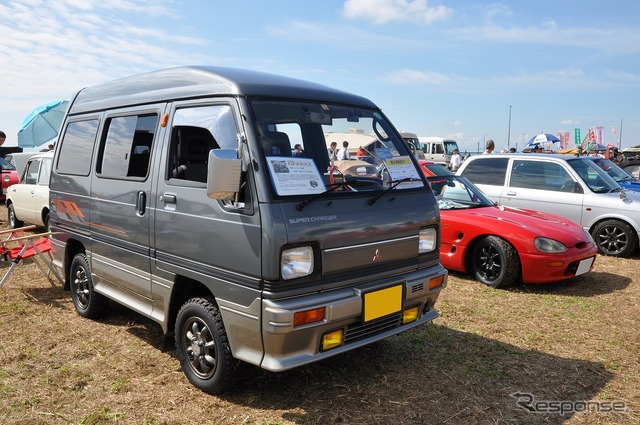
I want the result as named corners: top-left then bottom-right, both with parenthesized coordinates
top-left (507, 106), bottom-right (512, 148)
top-left (619, 118), bottom-right (623, 148)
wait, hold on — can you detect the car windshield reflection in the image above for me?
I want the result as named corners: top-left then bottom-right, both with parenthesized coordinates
top-left (426, 175), bottom-right (495, 210)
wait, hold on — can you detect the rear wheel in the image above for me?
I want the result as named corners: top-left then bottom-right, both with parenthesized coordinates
top-left (175, 297), bottom-right (237, 394)
top-left (592, 220), bottom-right (638, 257)
top-left (472, 236), bottom-right (520, 288)
top-left (8, 204), bottom-right (23, 228)
top-left (69, 253), bottom-right (107, 319)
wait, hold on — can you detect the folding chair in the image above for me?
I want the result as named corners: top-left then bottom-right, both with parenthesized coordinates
top-left (0, 228), bottom-right (63, 290)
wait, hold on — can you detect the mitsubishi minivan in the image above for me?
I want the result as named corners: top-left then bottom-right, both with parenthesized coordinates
top-left (49, 66), bottom-right (448, 393)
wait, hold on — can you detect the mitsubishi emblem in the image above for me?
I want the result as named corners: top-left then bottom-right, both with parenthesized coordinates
top-left (372, 249), bottom-right (383, 262)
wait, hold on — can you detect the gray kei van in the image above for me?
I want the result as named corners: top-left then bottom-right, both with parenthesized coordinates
top-left (49, 66), bottom-right (447, 393)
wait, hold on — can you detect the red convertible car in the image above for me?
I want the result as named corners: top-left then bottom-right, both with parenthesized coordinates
top-left (419, 160), bottom-right (598, 288)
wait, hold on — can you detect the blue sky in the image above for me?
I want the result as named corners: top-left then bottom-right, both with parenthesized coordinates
top-left (1, 0), bottom-right (639, 153)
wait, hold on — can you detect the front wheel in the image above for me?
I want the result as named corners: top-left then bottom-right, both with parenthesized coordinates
top-left (472, 236), bottom-right (520, 288)
top-left (69, 253), bottom-right (107, 319)
top-left (8, 204), bottom-right (23, 229)
top-left (592, 220), bottom-right (638, 257)
top-left (175, 297), bottom-right (237, 394)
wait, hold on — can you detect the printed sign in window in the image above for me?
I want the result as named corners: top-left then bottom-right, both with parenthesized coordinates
top-left (266, 157), bottom-right (325, 196)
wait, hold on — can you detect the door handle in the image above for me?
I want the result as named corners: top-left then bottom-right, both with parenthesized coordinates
top-left (161, 193), bottom-right (177, 204)
top-left (136, 191), bottom-right (146, 215)
top-left (506, 191), bottom-right (516, 196)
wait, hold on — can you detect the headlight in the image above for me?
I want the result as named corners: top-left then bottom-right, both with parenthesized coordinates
top-left (534, 237), bottom-right (566, 253)
top-left (419, 227), bottom-right (437, 253)
top-left (281, 246), bottom-right (314, 280)
top-left (583, 228), bottom-right (595, 243)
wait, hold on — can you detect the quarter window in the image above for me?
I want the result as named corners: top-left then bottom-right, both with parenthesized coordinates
top-left (460, 157), bottom-right (509, 185)
top-left (57, 119), bottom-right (98, 176)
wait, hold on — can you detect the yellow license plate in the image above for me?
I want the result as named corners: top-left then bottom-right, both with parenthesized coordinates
top-left (363, 285), bottom-right (403, 322)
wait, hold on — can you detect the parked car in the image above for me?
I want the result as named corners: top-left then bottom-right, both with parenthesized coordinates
top-left (587, 156), bottom-right (640, 191)
top-left (0, 156), bottom-right (20, 202)
top-left (5, 151), bottom-right (53, 229)
top-left (419, 160), bottom-right (597, 287)
top-left (457, 153), bottom-right (640, 257)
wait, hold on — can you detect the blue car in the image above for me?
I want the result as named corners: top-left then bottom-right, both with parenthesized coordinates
top-left (587, 156), bottom-right (640, 192)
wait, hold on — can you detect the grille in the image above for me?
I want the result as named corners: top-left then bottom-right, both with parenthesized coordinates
top-left (344, 312), bottom-right (403, 343)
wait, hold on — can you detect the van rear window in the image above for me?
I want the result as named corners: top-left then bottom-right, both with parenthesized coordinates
top-left (57, 119), bottom-right (99, 176)
top-left (460, 157), bottom-right (509, 185)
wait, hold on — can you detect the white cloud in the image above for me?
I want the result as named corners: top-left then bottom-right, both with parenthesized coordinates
top-left (560, 119), bottom-right (580, 126)
top-left (382, 68), bottom-right (455, 85)
top-left (343, 0), bottom-right (453, 25)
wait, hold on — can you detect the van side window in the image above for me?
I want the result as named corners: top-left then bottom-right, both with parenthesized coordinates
top-left (98, 114), bottom-right (157, 179)
top-left (57, 119), bottom-right (99, 176)
top-left (511, 160), bottom-right (575, 192)
top-left (433, 144), bottom-right (444, 154)
top-left (460, 157), bottom-right (509, 185)
top-left (169, 105), bottom-right (237, 184)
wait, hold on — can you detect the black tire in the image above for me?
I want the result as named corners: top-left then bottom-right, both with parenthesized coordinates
top-left (43, 211), bottom-right (50, 232)
top-left (592, 220), bottom-right (638, 257)
top-left (175, 297), bottom-right (237, 394)
top-left (8, 204), bottom-right (23, 228)
top-left (69, 253), bottom-right (107, 319)
top-left (472, 236), bottom-right (520, 288)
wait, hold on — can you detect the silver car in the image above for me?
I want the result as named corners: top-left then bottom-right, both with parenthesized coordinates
top-left (457, 153), bottom-right (640, 257)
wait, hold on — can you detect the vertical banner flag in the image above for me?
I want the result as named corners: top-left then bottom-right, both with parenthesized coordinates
top-left (575, 128), bottom-right (581, 147)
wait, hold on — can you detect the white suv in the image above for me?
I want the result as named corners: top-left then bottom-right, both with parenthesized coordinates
top-left (457, 153), bottom-right (640, 257)
top-left (6, 151), bottom-right (53, 230)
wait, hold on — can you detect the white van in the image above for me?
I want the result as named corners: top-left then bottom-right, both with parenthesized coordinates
top-left (418, 137), bottom-right (460, 168)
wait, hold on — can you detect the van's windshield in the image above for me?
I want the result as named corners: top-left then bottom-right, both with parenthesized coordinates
top-left (250, 99), bottom-right (424, 197)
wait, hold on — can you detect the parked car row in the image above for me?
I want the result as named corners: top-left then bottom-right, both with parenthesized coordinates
top-left (457, 153), bottom-right (640, 258)
top-left (419, 160), bottom-right (597, 288)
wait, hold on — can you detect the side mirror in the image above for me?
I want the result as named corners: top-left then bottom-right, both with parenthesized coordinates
top-left (207, 149), bottom-right (242, 200)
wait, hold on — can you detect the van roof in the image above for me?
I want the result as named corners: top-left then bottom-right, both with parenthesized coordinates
top-left (69, 66), bottom-right (376, 114)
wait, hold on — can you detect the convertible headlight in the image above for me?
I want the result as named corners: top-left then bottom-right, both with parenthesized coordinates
top-left (419, 227), bottom-right (437, 253)
top-left (534, 237), bottom-right (566, 253)
top-left (281, 246), bottom-right (314, 280)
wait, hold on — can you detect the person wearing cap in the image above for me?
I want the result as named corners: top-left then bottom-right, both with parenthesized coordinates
top-left (483, 139), bottom-right (495, 154)
top-left (533, 145), bottom-right (543, 153)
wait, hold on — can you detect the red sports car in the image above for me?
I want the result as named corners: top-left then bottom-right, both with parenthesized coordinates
top-left (0, 156), bottom-right (19, 202)
top-left (419, 160), bottom-right (598, 288)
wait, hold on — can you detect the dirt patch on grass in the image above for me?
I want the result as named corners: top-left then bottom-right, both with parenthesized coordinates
top-left (0, 226), bottom-right (638, 424)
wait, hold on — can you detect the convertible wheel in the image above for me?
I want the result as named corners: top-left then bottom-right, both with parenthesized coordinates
top-left (175, 297), bottom-right (237, 394)
top-left (592, 220), bottom-right (638, 257)
top-left (472, 236), bottom-right (519, 288)
top-left (70, 253), bottom-right (107, 319)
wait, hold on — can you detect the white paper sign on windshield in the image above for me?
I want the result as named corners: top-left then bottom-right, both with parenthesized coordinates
top-left (384, 156), bottom-right (423, 188)
top-left (266, 157), bottom-right (325, 196)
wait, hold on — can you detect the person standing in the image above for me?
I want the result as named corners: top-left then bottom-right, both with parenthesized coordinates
top-left (484, 139), bottom-right (495, 154)
top-left (327, 141), bottom-right (338, 161)
top-left (450, 148), bottom-right (462, 171)
top-left (337, 140), bottom-right (350, 160)
top-left (293, 144), bottom-right (304, 157)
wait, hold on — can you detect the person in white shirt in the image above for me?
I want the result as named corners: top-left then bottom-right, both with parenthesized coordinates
top-left (337, 141), bottom-right (350, 160)
top-left (450, 149), bottom-right (462, 171)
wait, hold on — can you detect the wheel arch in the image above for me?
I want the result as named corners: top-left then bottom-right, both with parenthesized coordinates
top-left (463, 233), bottom-right (522, 277)
top-left (166, 275), bottom-right (216, 337)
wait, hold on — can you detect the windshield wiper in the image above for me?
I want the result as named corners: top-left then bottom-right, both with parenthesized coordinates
top-left (296, 181), bottom-right (352, 211)
top-left (367, 177), bottom-right (421, 206)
